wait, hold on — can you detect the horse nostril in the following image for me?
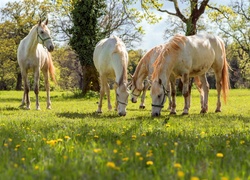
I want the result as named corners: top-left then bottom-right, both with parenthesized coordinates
top-left (49, 45), bottom-right (54, 52)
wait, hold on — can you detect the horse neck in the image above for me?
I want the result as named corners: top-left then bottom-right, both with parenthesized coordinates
top-left (25, 25), bottom-right (39, 53)
top-left (133, 58), bottom-right (148, 87)
top-left (116, 65), bottom-right (127, 86)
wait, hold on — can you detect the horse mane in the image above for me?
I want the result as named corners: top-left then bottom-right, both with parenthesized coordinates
top-left (112, 36), bottom-right (128, 85)
top-left (152, 34), bottom-right (187, 80)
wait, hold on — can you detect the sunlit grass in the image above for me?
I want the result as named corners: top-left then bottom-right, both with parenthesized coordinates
top-left (0, 89), bottom-right (249, 179)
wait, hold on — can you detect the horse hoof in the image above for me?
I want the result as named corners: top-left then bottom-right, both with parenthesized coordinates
top-left (169, 111), bottom-right (176, 115)
top-left (215, 109), bottom-right (221, 113)
top-left (47, 107), bottom-right (51, 110)
top-left (200, 110), bottom-right (207, 114)
top-left (96, 110), bottom-right (102, 114)
top-left (182, 112), bottom-right (189, 115)
top-left (36, 108), bottom-right (41, 111)
top-left (139, 105), bottom-right (145, 109)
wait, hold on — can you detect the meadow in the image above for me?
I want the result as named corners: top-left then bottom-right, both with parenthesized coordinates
top-left (0, 89), bottom-right (249, 180)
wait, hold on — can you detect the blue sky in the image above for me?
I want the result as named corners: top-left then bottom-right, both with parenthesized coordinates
top-left (1, 0), bottom-right (232, 50)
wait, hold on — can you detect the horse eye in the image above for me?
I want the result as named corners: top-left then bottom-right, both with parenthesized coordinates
top-left (41, 31), bottom-right (44, 34)
top-left (158, 94), bottom-right (161, 98)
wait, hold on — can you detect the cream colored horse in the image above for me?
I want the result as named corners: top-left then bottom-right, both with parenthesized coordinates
top-left (151, 34), bottom-right (229, 116)
top-left (130, 45), bottom-right (172, 109)
top-left (17, 19), bottom-right (56, 110)
top-left (130, 45), bottom-right (201, 111)
top-left (94, 36), bottom-right (129, 116)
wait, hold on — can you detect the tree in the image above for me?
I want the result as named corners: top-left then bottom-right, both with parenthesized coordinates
top-left (68, 0), bottom-right (106, 95)
top-left (208, 0), bottom-right (250, 88)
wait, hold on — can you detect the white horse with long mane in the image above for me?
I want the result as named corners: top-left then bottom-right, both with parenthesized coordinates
top-left (94, 36), bottom-right (129, 116)
top-left (130, 44), bottom-right (201, 111)
top-left (151, 34), bottom-right (229, 116)
top-left (17, 19), bottom-right (56, 110)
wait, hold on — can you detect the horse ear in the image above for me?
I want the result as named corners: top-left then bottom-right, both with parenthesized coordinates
top-left (158, 78), bottom-right (162, 85)
top-left (38, 19), bottom-right (42, 25)
top-left (45, 18), bottom-right (48, 25)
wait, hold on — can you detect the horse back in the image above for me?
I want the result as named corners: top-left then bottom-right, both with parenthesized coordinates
top-left (93, 36), bottom-right (128, 76)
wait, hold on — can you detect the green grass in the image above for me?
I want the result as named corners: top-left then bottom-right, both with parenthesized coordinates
top-left (0, 89), bottom-right (249, 180)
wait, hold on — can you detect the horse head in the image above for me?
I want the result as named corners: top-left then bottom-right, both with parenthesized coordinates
top-left (150, 78), bottom-right (168, 117)
top-left (37, 19), bottom-right (54, 52)
top-left (116, 82), bottom-right (129, 116)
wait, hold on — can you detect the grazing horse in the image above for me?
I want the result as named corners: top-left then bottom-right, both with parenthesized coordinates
top-left (130, 45), bottom-right (172, 109)
top-left (93, 36), bottom-right (129, 116)
top-left (17, 19), bottom-right (55, 110)
top-left (130, 45), bottom-right (201, 111)
top-left (151, 34), bottom-right (229, 116)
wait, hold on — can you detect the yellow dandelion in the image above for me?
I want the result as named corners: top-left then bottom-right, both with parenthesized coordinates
top-left (240, 140), bottom-right (245, 145)
top-left (106, 162), bottom-right (116, 168)
top-left (122, 157), bottom-right (129, 162)
top-left (177, 171), bottom-right (185, 178)
top-left (21, 158), bottom-right (25, 161)
top-left (174, 142), bottom-right (178, 146)
top-left (146, 161), bottom-right (153, 165)
top-left (163, 142), bottom-right (167, 146)
top-left (131, 135), bottom-right (136, 140)
top-left (221, 177), bottom-right (229, 180)
top-left (141, 133), bottom-right (146, 136)
top-left (191, 177), bottom-right (199, 180)
top-left (174, 163), bottom-right (182, 168)
top-left (63, 156), bottom-right (68, 160)
top-left (216, 153), bottom-right (224, 158)
top-left (116, 140), bottom-right (122, 145)
top-left (42, 138), bottom-right (47, 141)
top-left (28, 147), bottom-right (32, 151)
top-left (135, 152), bottom-right (141, 156)
top-left (14, 163), bottom-right (18, 168)
top-left (139, 157), bottom-right (143, 161)
top-left (34, 165), bottom-right (39, 170)
top-left (93, 148), bottom-right (102, 153)
top-left (113, 149), bottom-right (118, 153)
top-left (46, 140), bottom-right (57, 146)
top-left (14, 148), bottom-right (18, 151)
top-left (64, 136), bottom-right (70, 139)
top-left (8, 138), bottom-right (12, 142)
top-left (16, 144), bottom-right (21, 148)
top-left (146, 152), bottom-right (153, 157)
top-left (234, 177), bottom-right (241, 180)
top-left (200, 131), bottom-right (205, 135)
top-left (94, 135), bottom-right (99, 139)
top-left (76, 134), bottom-right (81, 136)
top-left (57, 138), bottom-right (63, 142)
top-left (171, 150), bottom-right (175, 154)
top-left (22, 139), bottom-right (26, 142)
top-left (165, 124), bottom-right (170, 127)
top-left (4, 143), bottom-right (8, 147)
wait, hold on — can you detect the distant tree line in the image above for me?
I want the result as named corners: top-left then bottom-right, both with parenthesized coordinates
top-left (0, 0), bottom-right (249, 93)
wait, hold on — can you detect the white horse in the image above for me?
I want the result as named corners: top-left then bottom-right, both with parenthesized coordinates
top-left (130, 44), bottom-right (201, 111)
top-left (151, 34), bottom-right (229, 116)
top-left (93, 36), bottom-right (129, 116)
top-left (17, 19), bottom-right (56, 110)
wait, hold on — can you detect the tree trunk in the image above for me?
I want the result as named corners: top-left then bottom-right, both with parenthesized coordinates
top-left (16, 72), bottom-right (22, 90)
top-left (81, 65), bottom-right (100, 95)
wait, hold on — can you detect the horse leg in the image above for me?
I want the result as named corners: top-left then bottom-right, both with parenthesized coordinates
top-left (182, 73), bottom-right (190, 115)
top-left (105, 82), bottom-right (112, 111)
top-left (214, 71), bottom-right (222, 112)
top-left (22, 71), bottom-right (30, 110)
top-left (199, 75), bottom-right (209, 113)
top-left (140, 82), bottom-right (149, 109)
top-left (169, 75), bottom-right (176, 114)
top-left (34, 70), bottom-right (40, 110)
top-left (97, 76), bottom-right (105, 113)
top-left (43, 70), bottom-right (51, 109)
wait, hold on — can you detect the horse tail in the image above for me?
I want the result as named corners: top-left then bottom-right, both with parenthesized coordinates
top-left (221, 42), bottom-right (229, 104)
top-left (48, 53), bottom-right (57, 84)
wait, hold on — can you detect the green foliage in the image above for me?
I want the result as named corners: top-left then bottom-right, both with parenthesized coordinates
top-left (0, 89), bottom-right (249, 179)
top-left (68, 0), bottom-right (106, 66)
